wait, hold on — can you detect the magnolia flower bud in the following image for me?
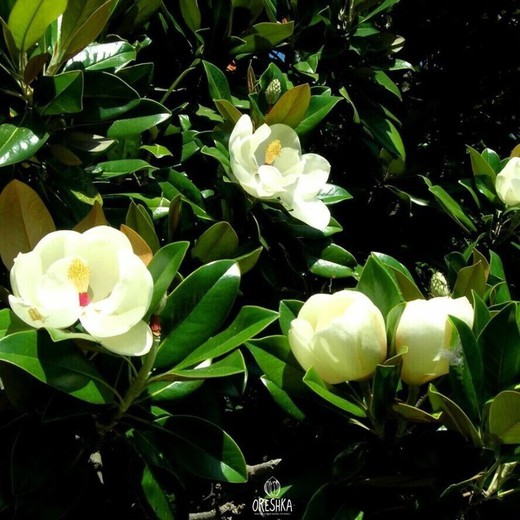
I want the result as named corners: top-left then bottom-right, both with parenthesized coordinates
top-left (265, 79), bottom-right (282, 105)
top-left (496, 157), bottom-right (520, 207)
top-left (396, 296), bottom-right (474, 386)
top-left (429, 271), bottom-right (450, 297)
top-left (288, 290), bottom-right (387, 384)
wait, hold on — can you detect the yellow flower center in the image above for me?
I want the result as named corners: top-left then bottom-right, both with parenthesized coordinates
top-left (67, 258), bottom-right (90, 293)
top-left (264, 139), bottom-right (282, 165)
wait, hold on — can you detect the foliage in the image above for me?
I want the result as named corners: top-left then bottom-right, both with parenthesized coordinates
top-left (0, 0), bottom-right (518, 518)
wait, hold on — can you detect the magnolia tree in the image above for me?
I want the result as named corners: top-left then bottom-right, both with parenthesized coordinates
top-left (0, 1), bottom-right (519, 519)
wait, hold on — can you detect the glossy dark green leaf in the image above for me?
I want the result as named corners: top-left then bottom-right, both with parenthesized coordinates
top-left (35, 70), bottom-right (84, 115)
top-left (166, 350), bottom-right (246, 379)
top-left (448, 316), bottom-right (483, 422)
top-left (303, 368), bottom-right (366, 418)
top-left (146, 241), bottom-right (190, 319)
top-left (0, 125), bottom-right (48, 167)
top-left (303, 483), bottom-right (363, 520)
top-left (471, 291), bottom-right (491, 338)
top-left (279, 299), bottom-right (304, 337)
top-left (234, 246), bottom-right (262, 274)
top-left (452, 261), bottom-right (487, 299)
top-left (423, 177), bottom-right (477, 233)
top-left (260, 376), bottom-right (306, 420)
top-left (107, 99), bottom-right (172, 138)
top-left (392, 402), bottom-right (439, 424)
top-left (373, 70), bottom-right (402, 100)
top-left (115, 0), bottom-right (162, 33)
top-left (155, 415), bottom-right (247, 483)
top-left (203, 60), bottom-right (231, 101)
top-left (308, 243), bottom-right (357, 278)
top-left (0, 330), bottom-right (114, 404)
top-left (58, 0), bottom-right (113, 65)
top-left (214, 99), bottom-right (242, 124)
top-left (489, 250), bottom-right (511, 304)
top-left (480, 303), bottom-right (520, 399)
top-left (232, 21), bottom-right (294, 55)
top-left (147, 379), bottom-right (204, 402)
top-left (66, 41), bottom-right (136, 71)
top-left (428, 385), bottom-right (482, 446)
top-left (371, 364), bottom-right (400, 425)
top-left (317, 184), bottom-right (353, 204)
top-left (362, 112), bottom-right (405, 160)
top-left (92, 159), bottom-right (154, 179)
top-left (246, 335), bottom-right (307, 395)
top-left (155, 261), bottom-right (241, 369)
top-left (295, 95), bottom-right (342, 135)
top-left (467, 145), bottom-right (496, 183)
top-left (357, 254), bottom-right (403, 317)
top-left (141, 466), bottom-right (176, 520)
top-left (488, 391), bottom-right (520, 444)
top-left (358, 0), bottom-right (400, 22)
top-left (373, 253), bottom-right (424, 301)
top-left (79, 71), bottom-right (140, 121)
top-left (179, 0), bottom-right (201, 33)
top-left (192, 221), bottom-right (239, 263)
top-left (8, 0), bottom-right (67, 51)
top-left (126, 201), bottom-right (161, 252)
top-left (175, 305), bottom-right (278, 369)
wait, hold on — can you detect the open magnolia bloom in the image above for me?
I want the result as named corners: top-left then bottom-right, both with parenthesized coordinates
top-left (229, 114), bottom-right (331, 230)
top-left (496, 157), bottom-right (520, 207)
top-left (9, 226), bottom-right (154, 356)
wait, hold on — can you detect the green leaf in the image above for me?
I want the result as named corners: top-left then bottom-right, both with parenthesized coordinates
top-left (317, 184), bottom-right (353, 205)
top-left (0, 124), bottom-right (48, 167)
top-left (203, 60), bottom-right (231, 102)
top-left (179, 0), bottom-right (201, 33)
top-left (214, 99), bottom-right (242, 124)
top-left (192, 221), bottom-right (239, 263)
top-left (307, 243), bottom-right (357, 278)
top-left (155, 261), bottom-right (241, 369)
top-left (356, 254), bottom-right (403, 317)
top-left (448, 316), bottom-right (483, 422)
top-left (0, 330), bottom-right (114, 404)
top-left (392, 402), bottom-right (439, 424)
top-left (480, 303), bottom-right (520, 398)
top-left (175, 305), bottom-right (279, 369)
top-left (141, 144), bottom-right (173, 159)
top-left (266, 84), bottom-right (311, 128)
top-left (295, 95), bottom-right (342, 135)
top-left (472, 291), bottom-right (491, 338)
top-left (260, 376), bottom-right (306, 420)
top-left (166, 350), bottom-right (246, 379)
top-left (147, 379), bottom-right (204, 402)
top-left (428, 385), bottom-right (482, 446)
top-left (488, 391), bottom-right (520, 444)
top-left (58, 0), bottom-right (114, 64)
top-left (155, 415), bottom-right (247, 483)
top-left (35, 70), bottom-right (84, 115)
top-left (107, 99), bottom-right (171, 138)
top-left (79, 71), bottom-right (140, 121)
top-left (467, 145), bottom-right (496, 183)
top-left (279, 299), bottom-right (304, 337)
top-left (126, 201), bottom-right (161, 252)
top-left (234, 246), bottom-right (262, 274)
top-left (358, 0), bottom-right (400, 23)
top-left (92, 159), bottom-right (154, 179)
top-left (489, 250), bottom-right (511, 304)
top-left (8, 0), bottom-right (67, 51)
top-left (373, 70), bottom-right (402, 100)
top-left (140, 466), bottom-right (177, 520)
top-left (246, 335), bottom-right (307, 395)
top-left (232, 21), bottom-right (294, 55)
top-left (363, 114), bottom-right (405, 160)
top-left (66, 41), bottom-right (137, 71)
top-left (423, 177), bottom-right (477, 233)
top-left (303, 368), bottom-right (366, 418)
top-left (146, 241), bottom-right (190, 319)
top-left (452, 261), bottom-right (487, 299)
top-left (371, 364), bottom-right (400, 425)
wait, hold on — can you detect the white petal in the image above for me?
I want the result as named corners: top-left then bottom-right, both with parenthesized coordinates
top-left (229, 114), bottom-right (253, 144)
top-left (10, 250), bottom-right (43, 302)
top-left (268, 124), bottom-right (301, 154)
top-left (9, 295), bottom-right (80, 329)
top-left (283, 197), bottom-right (330, 229)
top-left (99, 320), bottom-right (153, 356)
top-left (80, 252), bottom-right (153, 338)
top-left (256, 165), bottom-right (288, 198)
top-left (31, 230), bottom-right (81, 270)
top-left (296, 153), bottom-right (331, 196)
top-left (288, 318), bottom-right (316, 373)
top-left (272, 147), bottom-right (302, 176)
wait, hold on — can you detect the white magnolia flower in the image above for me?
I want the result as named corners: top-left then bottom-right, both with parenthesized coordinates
top-left (496, 157), bottom-right (520, 207)
top-left (396, 296), bottom-right (474, 386)
top-left (288, 290), bottom-right (387, 383)
top-left (229, 114), bottom-right (331, 230)
top-left (9, 226), bottom-right (154, 356)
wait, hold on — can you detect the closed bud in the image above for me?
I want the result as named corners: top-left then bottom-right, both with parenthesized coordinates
top-left (429, 271), bottom-right (450, 297)
top-left (288, 290), bottom-right (387, 384)
top-left (396, 296), bottom-right (474, 386)
top-left (496, 157), bottom-right (520, 207)
top-left (265, 79), bottom-right (282, 105)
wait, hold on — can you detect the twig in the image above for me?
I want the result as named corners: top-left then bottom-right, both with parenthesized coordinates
top-left (246, 458), bottom-right (282, 479)
top-left (189, 502), bottom-right (244, 520)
